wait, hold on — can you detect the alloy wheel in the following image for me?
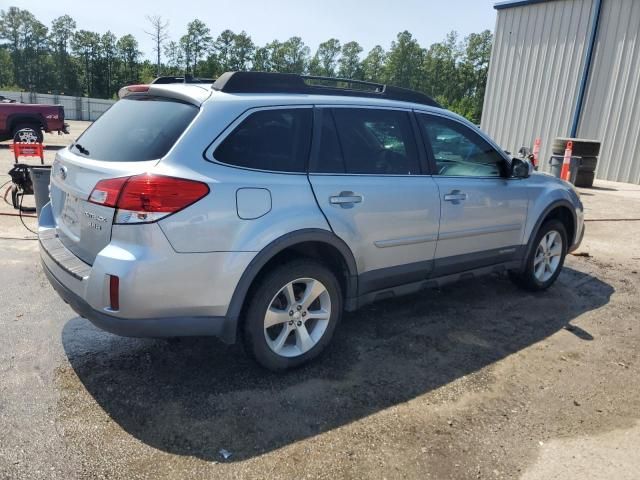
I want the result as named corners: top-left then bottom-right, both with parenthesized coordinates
top-left (263, 277), bottom-right (331, 358)
top-left (533, 230), bottom-right (563, 282)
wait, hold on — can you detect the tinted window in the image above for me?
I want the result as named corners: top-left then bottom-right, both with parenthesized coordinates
top-left (214, 108), bottom-right (312, 172)
top-left (418, 114), bottom-right (504, 177)
top-left (330, 108), bottom-right (419, 175)
top-left (72, 97), bottom-right (197, 161)
top-left (314, 110), bottom-right (346, 173)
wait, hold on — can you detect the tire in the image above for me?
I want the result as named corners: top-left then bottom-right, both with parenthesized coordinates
top-left (551, 138), bottom-right (600, 157)
top-left (242, 259), bottom-right (343, 371)
top-left (579, 156), bottom-right (598, 172)
top-left (12, 123), bottom-right (43, 143)
top-left (510, 219), bottom-right (568, 292)
top-left (575, 170), bottom-right (595, 188)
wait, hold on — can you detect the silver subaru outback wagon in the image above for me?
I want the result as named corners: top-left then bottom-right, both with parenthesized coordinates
top-left (39, 71), bottom-right (584, 371)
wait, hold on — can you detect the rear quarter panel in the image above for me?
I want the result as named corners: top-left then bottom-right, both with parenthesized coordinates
top-left (155, 98), bottom-right (331, 253)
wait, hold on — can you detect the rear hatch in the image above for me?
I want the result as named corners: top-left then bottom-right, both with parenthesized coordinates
top-left (50, 94), bottom-right (199, 264)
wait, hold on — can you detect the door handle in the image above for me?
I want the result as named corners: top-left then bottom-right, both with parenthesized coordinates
top-left (443, 190), bottom-right (467, 203)
top-left (330, 191), bottom-right (363, 208)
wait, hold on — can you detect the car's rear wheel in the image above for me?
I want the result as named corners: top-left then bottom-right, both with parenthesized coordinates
top-left (242, 260), bottom-right (342, 371)
top-left (13, 123), bottom-right (43, 143)
top-left (510, 219), bottom-right (567, 291)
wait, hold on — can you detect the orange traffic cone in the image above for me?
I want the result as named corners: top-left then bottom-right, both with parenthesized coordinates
top-left (532, 137), bottom-right (541, 169)
top-left (560, 140), bottom-right (573, 181)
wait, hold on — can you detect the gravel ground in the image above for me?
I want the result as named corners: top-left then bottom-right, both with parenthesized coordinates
top-left (0, 133), bottom-right (639, 479)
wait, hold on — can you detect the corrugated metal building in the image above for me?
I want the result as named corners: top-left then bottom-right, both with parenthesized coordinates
top-left (481, 0), bottom-right (640, 184)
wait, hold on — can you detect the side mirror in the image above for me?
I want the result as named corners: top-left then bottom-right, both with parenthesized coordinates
top-left (510, 158), bottom-right (531, 178)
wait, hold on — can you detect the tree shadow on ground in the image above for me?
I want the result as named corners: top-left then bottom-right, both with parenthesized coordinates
top-left (61, 266), bottom-right (612, 461)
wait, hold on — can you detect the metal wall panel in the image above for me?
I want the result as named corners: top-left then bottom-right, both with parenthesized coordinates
top-left (577, 0), bottom-right (640, 184)
top-left (481, 0), bottom-right (595, 173)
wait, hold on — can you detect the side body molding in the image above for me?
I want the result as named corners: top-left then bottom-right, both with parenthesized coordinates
top-left (223, 228), bottom-right (358, 342)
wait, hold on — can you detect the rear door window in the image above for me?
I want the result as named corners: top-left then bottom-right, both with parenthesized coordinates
top-left (214, 108), bottom-right (312, 172)
top-left (71, 96), bottom-right (197, 161)
top-left (329, 108), bottom-right (420, 175)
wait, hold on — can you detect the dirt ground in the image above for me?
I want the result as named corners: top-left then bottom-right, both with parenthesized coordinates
top-left (0, 127), bottom-right (639, 479)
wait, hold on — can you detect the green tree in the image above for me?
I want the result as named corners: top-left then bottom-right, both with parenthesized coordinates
top-left (50, 14), bottom-right (77, 93)
top-left (457, 30), bottom-right (492, 123)
top-left (0, 8), bottom-right (494, 123)
top-left (279, 36), bottom-right (309, 73)
top-left (271, 40), bottom-right (290, 72)
top-left (311, 38), bottom-right (341, 77)
top-left (252, 45), bottom-right (269, 72)
top-left (182, 19), bottom-right (211, 76)
top-left (71, 29), bottom-right (100, 95)
top-left (420, 31), bottom-right (461, 108)
top-left (164, 40), bottom-right (183, 74)
top-left (229, 31), bottom-right (255, 71)
top-left (338, 41), bottom-right (362, 79)
top-left (384, 31), bottom-right (423, 89)
top-left (361, 45), bottom-right (386, 82)
top-left (213, 29), bottom-right (235, 72)
top-left (0, 7), bottom-right (26, 85)
top-left (100, 31), bottom-right (117, 97)
top-left (22, 17), bottom-right (49, 90)
top-left (116, 34), bottom-right (141, 85)
top-left (0, 47), bottom-right (14, 86)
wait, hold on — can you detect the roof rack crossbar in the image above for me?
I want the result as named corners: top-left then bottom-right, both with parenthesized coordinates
top-left (211, 71), bottom-right (441, 108)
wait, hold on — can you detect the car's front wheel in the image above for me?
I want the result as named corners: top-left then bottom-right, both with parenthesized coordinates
top-left (510, 219), bottom-right (568, 291)
top-left (242, 260), bottom-right (342, 371)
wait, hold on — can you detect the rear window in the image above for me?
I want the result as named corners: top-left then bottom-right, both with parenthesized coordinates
top-left (213, 108), bottom-right (312, 172)
top-left (71, 96), bottom-right (197, 161)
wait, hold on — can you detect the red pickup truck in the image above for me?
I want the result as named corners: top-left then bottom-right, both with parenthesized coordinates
top-left (0, 101), bottom-right (69, 143)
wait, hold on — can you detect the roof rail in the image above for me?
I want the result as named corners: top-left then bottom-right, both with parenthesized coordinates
top-left (211, 71), bottom-right (441, 108)
top-left (151, 75), bottom-right (215, 85)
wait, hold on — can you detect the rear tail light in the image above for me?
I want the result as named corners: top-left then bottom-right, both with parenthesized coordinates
top-left (89, 173), bottom-right (209, 224)
top-left (88, 176), bottom-right (128, 207)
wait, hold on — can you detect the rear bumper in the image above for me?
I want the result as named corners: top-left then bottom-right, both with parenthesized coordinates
top-left (38, 202), bottom-right (254, 343)
top-left (42, 260), bottom-right (228, 339)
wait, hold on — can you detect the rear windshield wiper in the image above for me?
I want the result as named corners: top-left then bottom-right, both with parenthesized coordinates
top-left (73, 143), bottom-right (90, 155)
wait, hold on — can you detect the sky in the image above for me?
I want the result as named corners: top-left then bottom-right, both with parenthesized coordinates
top-left (6, 0), bottom-right (499, 59)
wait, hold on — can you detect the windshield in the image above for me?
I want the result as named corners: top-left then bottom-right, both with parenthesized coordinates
top-left (71, 96), bottom-right (198, 162)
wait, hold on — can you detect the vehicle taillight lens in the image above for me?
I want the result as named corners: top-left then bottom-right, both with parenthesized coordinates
top-left (88, 174), bottom-right (209, 224)
top-left (88, 176), bottom-right (129, 207)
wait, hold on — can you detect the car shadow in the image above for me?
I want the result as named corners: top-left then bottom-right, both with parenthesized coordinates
top-left (61, 266), bottom-right (613, 462)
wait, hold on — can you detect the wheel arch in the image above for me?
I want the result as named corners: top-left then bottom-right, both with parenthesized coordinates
top-left (521, 200), bottom-right (577, 270)
top-left (223, 229), bottom-right (358, 343)
top-left (7, 113), bottom-right (45, 133)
